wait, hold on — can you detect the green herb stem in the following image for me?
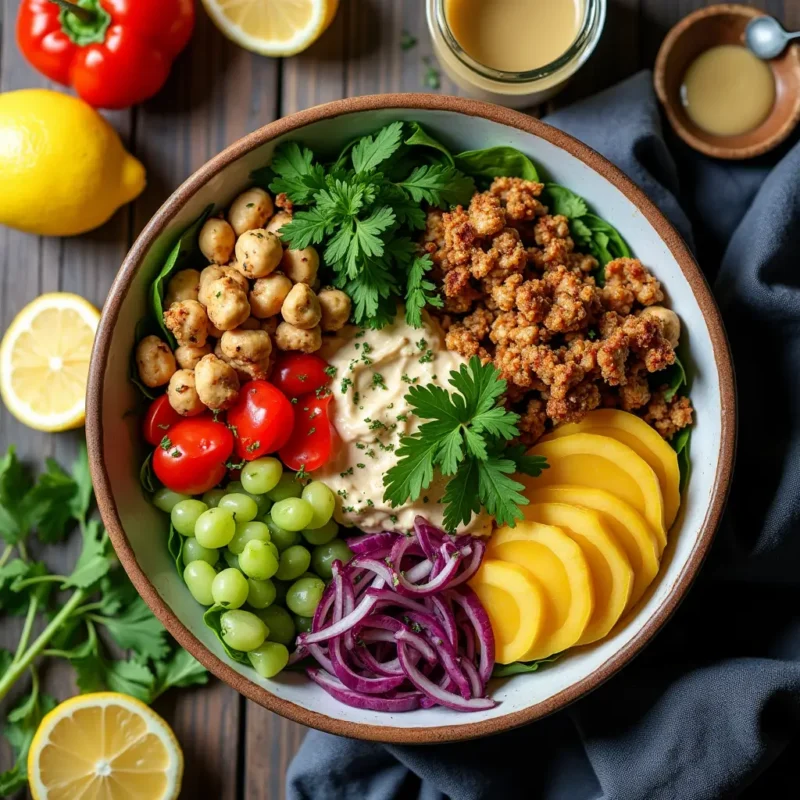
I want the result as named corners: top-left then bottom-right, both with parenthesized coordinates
top-left (12, 573), bottom-right (68, 590)
top-left (0, 588), bottom-right (85, 703)
top-left (0, 544), bottom-right (12, 569)
top-left (12, 596), bottom-right (39, 666)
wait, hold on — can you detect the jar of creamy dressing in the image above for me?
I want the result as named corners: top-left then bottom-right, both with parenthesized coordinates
top-left (427, 0), bottom-right (606, 108)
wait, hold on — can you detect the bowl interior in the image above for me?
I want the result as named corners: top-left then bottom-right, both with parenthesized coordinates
top-left (655, 6), bottom-right (800, 159)
top-left (92, 104), bottom-right (729, 741)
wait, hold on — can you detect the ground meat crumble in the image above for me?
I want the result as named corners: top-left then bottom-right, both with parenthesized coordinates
top-left (425, 177), bottom-right (693, 444)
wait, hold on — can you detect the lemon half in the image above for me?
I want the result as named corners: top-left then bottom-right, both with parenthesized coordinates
top-left (0, 293), bottom-right (100, 432)
top-left (28, 692), bottom-right (183, 800)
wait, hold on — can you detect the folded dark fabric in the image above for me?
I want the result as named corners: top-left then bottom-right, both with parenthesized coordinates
top-left (287, 71), bottom-right (800, 800)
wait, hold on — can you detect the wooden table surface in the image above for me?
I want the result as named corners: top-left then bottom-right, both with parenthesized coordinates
top-left (1, 1), bottom-right (797, 797)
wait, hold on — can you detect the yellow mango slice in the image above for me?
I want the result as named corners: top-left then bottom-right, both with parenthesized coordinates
top-left (469, 559), bottom-right (545, 664)
top-left (489, 521), bottom-right (594, 660)
top-left (543, 409), bottom-right (681, 528)
top-left (526, 433), bottom-right (666, 538)
top-left (526, 485), bottom-right (661, 610)
top-left (525, 502), bottom-right (633, 645)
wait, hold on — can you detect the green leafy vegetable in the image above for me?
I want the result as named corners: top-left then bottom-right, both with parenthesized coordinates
top-left (351, 121), bottom-right (404, 174)
top-left (384, 357), bottom-right (548, 530)
top-left (421, 57), bottom-right (441, 89)
top-left (64, 519), bottom-right (112, 589)
top-left (405, 254), bottom-right (443, 327)
top-left (661, 355), bottom-right (687, 402)
top-left (400, 30), bottom-right (417, 51)
top-left (404, 122), bottom-right (455, 166)
top-left (398, 164), bottom-right (475, 207)
top-left (672, 427), bottom-right (692, 494)
top-left (150, 205), bottom-right (213, 347)
top-left (167, 522), bottom-right (183, 575)
top-left (203, 605), bottom-right (250, 665)
top-left (139, 451), bottom-right (158, 494)
top-left (90, 596), bottom-right (170, 661)
top-left (454, 146), bottom-right (539, 182)
top-left (151, 648), bottom-right (209, 700)
top-left (492, 654), bottom-right (560, 678)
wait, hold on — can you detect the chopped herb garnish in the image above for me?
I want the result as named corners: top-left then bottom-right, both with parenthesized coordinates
top-left (340, 377), bottom-right (353, 393)
top-left (356, 443), bottom-right (366, 450)
top-left (245, 441), bottom-right (261, 453)
top-left (291, 397), bottom-right (298, 404)
top-left (357, 463), bottom-right (366, 469)
top-left (340, 467), bottom-right (354, 477)
top-left (365, 449), bottom-right (376, 459)
top-left (324, 365), bottom-right (338, 377)
top-left (297, 374), bottom-right (308, 382)
top-left (389, 515), bottom-right (398, 524)
top-left (246, 202), bottom-right (255, 208)
top-left (368, 419), bottom-right (387, 431)
top-left (160, 436), bottom-right (173, 451)
top-left (307, 427), bottom-right (316, 436)
top-left (372, 373), bottom-right (387, 390)
top-left (295, 464), bottom-right (310, 481)
top-left (397, 413), bottom-right (408, 422)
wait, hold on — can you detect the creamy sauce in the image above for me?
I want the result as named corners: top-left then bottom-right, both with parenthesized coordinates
top-left (445, 0), bottom-right (582, 73)
top-left (681, 45), bottom-right (775, 137)
top-left (315, 310), bottom-right (493, 536)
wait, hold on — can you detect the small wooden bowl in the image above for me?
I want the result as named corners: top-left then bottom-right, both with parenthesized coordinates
top-left (654, 4), bottom-right (800, 159)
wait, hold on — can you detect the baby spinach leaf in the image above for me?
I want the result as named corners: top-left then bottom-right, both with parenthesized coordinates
top-left (203, 605), bottom-right (251, 665)
top-left (492, 654), bottom-right (560, 677)
top-left (672, 427), bottom-right (692, 495)
top-left (661, 355), bottom-right (687, 402)
top-left (139, 452), bottom-right (158, 495)
top-left (455, 146), bottom-right (539, 182)
top-left (545, 183), bottom-right (587, 218)
top-left (404, 122), bottom-right (455, 166)
top-left (150, 205), bottom-right (213, 347)
top-left (167, 523), bottom-right (183, 576)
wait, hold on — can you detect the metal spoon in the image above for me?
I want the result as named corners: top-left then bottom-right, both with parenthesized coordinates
top-left (745, 15), bottom-right (800, 60)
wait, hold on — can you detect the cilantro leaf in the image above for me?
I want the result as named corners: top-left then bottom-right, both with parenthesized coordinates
top-left (383, 435), bottom-right (440, 509)
top-left (399, 164), bottom-right (475, 207)
top-left (351, 121), bottom-right (404, 174)
top-left (93, 596), bottom-right (170, 662)
top-left (0, 446), bottom-right (32, 545)
top-left (442, 459), bottom-right (481, 532)
top-left (0, 560), bottom-right (32, 614)
top-left (151, 648), bottom-right (208, 701)
top-left (405, 254), bottom-right (443, 328)
top-left (20, 458), bottom-right (78, 544)
top-left (267, 141), bottom-right (327, 203)
top-left (63, 520), bottom-right (111, 589)
top-left (73, 652), bottom-right (156, 703)
top-left (281, 206), bottom-right (334, 250)
top-left (69, 445), bottom-right (93, 524)
top-left (505, 445), bottom-right (549, 478)
top-left (476, 456), bottom-right (530, 528)
top-left (448, 357), bottom-right (507, 418)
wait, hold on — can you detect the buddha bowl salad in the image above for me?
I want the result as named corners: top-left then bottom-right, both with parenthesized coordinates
top-left (133, 121), bottom-right (693, 713)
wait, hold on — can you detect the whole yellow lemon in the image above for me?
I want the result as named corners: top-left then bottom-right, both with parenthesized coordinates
top-left (0, 89), bottom-right (145, 236)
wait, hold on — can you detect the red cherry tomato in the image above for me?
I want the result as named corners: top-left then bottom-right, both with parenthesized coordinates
top-left (227, 380), bottom-right (295, 461)
top-left (142, 394), bottom-right (183, 446)
top-left (271, 352), bottom-right (331, 398)
top-left (153, 417), bottom-right (234, 495)
top-left (279, 393), bottom-right (334, 472)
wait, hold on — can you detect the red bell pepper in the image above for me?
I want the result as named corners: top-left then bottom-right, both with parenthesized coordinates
top-left (16, 0), bottom-right (194, 110)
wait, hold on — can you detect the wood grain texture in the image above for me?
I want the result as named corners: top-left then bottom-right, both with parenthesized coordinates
top-left (0, 0), bottom-right (795, 795)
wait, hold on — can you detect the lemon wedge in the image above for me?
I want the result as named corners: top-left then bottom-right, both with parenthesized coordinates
top-left (0, 293), bottom-right (100, 432)
top-left (28, 692), bottom-right (183, 800)
top-left (201, 0), bottom-right (339, 56)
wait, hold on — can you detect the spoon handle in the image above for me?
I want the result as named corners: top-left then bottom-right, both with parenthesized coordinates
top-left (788, 30), bottom-right (800, 43)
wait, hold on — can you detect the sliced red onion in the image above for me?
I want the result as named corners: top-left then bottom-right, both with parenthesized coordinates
top-left (360, 615), bottom-right (438, 663)
top-left (427, 594), bottom-right (458, 647)
top-left (300, 593), bottom-right (379, 645)
top-left (351, 557), bottom-right (395, 588)
top-left (397, 644), bottom-right (496, 711)
top-left (287, 644), bottom-right (309, 666)
top-left (347, 531), bottom-right (400, 555)
top-left (392, 543), bottom-right (462, 597)
top-left (330, 635), bottom-right (406, 694)
top-left (461, 658), bottom-right (483, 698)
top-left (308, 668), bottom-right (423, 712)
top-left (413, 516), bottom-right (442, 559)
top-left (404, 611), bottom-right (471, 699)
top-left (445, 539), bottom-right (486, 588)
top-left (448, 586), bottom-right (495, 686)
top-left (404, 558), bottom-right (433, 583)
top-left (308, 643), bottom-right (333, 674)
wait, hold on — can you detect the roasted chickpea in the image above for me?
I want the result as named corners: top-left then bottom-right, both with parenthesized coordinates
top-left (275, 321), bottom-right (322, 353)
top-left (205, 276), bottom-right (250, 332)
top-left (281, 246), bottom-right (319, 285)
top-left (164, 269), bottom-right (201, 307)
top-left (135, 335), bottom-right (177, 388)
top-left (167, 369), bottom-right (205, 416)
top-left (265, 210), bottom-right (292, 242)
top-left (639, 306), bottom-right (681, 348)
top-left (194, 354), bottom-right (240, 410)
top-left (239, 316), bottom-right (261, 331)
top-left (175, 342), bottom-right (212, 370)
top-left (228, 188), bottom-right (274, 236)
top-left (198, 265), bottom-right (248, 306)
top-left (199, 218), bottom-right (236, 265)
top-left (249, 272), bottom-right (292, 319)
top-left (220, 329), bottom-right (272, 363)
top-left (317, 288), bottom-right (352, 331)
top-left (234, 230), bottom-right (282, 279)
top-left (214, 340), bottom-right (250, 382)
top-left (163, 299), bottom-right (209, 347)
top-left (261, 317), bottom-right (278, 336)
top-left (281, 283), bottom-right (321, 330)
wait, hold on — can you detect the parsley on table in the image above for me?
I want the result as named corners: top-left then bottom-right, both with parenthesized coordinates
top-left (260, 122), bottom-right (475, 329)
top-left (400, 30), bottom-right (417, 51)
top-left (383, 357), bottom-right (548, 531)
top-left (0, 445), bottom-right (207, 795)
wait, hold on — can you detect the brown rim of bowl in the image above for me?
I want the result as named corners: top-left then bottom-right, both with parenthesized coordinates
top-left (654, 4), bottom-right (800, 160)
top-left (86, 93), bottom-right (736, 745)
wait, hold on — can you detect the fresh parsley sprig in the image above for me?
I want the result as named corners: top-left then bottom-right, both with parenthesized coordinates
top-left (383, 357), bottom-right (548, 531)
top-left (264, 122), bottom-right (476, 329)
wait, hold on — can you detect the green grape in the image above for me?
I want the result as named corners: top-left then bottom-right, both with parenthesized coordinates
top-left (292, 614), bottom-right (314, 634)
top-left (246, 578), bottom-right (276, 609)
top-left (286, 576), bottom-right (325, 617)
top-left (220, 609), bottom-right (268, 652)
top-left (271, 498), bottom-right (314, 532)
top-left (275, 545), bottom-right (311, 581)
top-left (153, 488), bottom-right (190, 514)
top-left (266, 473), bottom-right (303, 502)
top-left (195, 507), bottom-right (236, 548)
top-left (248, 642), bottom-right (289, 679)
top-left (266, 541), bottom-right (280, 561)
top-left (257, 605), bottom-right (296, 646)
top-left (300, 518), bottom-right (338, 546)
top-left (202, 488), bottom-right (227, 508)
top-left (183, 560), bottom-right (216, 605)
top-left (311, 539), bottom-right (354, 580)
top-left (228, 521), bottom-right (271, 555)
top-left (239, 540), bottom-right (279, 580)
top-left (265, 516), bottom-right (301, 552)
top-left (241, 457), bottom-right (283, 495)
top-left (273, 579), bottom-right (289, 606)
top-left (171, 499), bottom-right (208, 536)
top-left (223, 549), bottom-right (241, 570)
top-left (301, 481), bottom-right (335, 529)
top-left (226, 481), bottom-right (271, 516)
top-left (182, 538), bottom-right (219, 567)
top-left (211, 568), bottom-right (249, 609)
top-left (218, 493), bottom-right (258, 523)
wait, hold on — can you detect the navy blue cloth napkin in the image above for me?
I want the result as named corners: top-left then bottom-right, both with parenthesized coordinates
top-left (286, 71), bottom-right (800, 800)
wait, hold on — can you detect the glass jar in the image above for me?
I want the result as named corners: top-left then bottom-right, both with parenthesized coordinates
top-left (426, 0), bottom-right (607, 109)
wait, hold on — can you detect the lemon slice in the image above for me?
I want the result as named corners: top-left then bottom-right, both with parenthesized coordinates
top-left (201, 0), bottom-right (339, 56)
top-left (28, 692), bottom-right (183, 800)
top-left (0, 293), bottom-right (100, 432)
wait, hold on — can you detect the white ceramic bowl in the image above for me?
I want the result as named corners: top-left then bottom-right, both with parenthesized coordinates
top-left (87, 95), bottom-right (735, 744)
